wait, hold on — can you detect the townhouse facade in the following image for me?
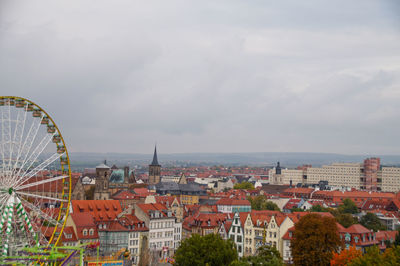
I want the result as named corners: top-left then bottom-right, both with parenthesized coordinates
top-left (228, 212), bottom-right (245, 257)
top-left (134, 203), bottom-right (181, 259)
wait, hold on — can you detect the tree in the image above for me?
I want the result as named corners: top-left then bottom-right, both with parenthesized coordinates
top-left (338, 199), bottom-right (358, 214)
top-left (291, 213), bottom-right (342, 266)
top-left (335, 213), bottom-right (358, 228)
top-left (234, 182), bottom-right (255, 190)
top-left (394, 229), bottom-right (400, 246)
top-left (349, 246), bottom-right (384, 266)
top-left (330, 246), bottom-right (362, 266)
top-left (247, 196), bottom-right (280, 211)
top-left (347, 245), bottom-right (400, 266)
top-left (329, 209), bottom-right (357, 228)
top-left (232, 245), bottom-right (284, 266)
top-left (309, 204), bottom-right (329, 212)
top-left (174, 234), bottom-right (238, 266)
top-left (360, 212), bottom-right (385, 232)
top-left (382, 245), bottom-right (400, 265)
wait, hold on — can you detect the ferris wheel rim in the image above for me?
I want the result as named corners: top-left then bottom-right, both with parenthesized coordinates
top-left (0, 96), bottom-right (72, 252)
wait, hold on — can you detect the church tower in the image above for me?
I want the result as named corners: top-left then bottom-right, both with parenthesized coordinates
top-left (149, 146), bottom-right (161, 185)
top-left (94, 160), bottom-right (111, 200)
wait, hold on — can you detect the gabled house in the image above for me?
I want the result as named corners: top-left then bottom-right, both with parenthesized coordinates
top-left (228, 212), bottom-right (247, 257)
top-left (218, 220), bottom-right (232, 240)
top-left (66, 212), bottom-right (99, 245)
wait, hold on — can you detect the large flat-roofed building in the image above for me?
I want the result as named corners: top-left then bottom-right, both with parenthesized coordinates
top-left (306, 163), bottom-right (363, 189)
top-left (380, 167), bottom-right (400, 192)
top-left (268, 158), bottom-right (400, 192)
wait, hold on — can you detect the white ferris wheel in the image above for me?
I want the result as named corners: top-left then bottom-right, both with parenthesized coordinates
top-left (0, 96), bottom-right (71, 256)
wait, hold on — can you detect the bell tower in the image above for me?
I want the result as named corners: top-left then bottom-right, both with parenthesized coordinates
top-left (149, 146), bottom-right (161, 185)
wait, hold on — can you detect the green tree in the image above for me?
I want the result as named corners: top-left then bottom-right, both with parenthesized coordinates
top-left (360, 212), bottom-right (385, 232)
top-left (335, 213), bottom-right (358, 228)
top-left (349, 245), bottom-right (384, 266)
top-left (231, 245), bottom-right (283, 266)
top-left (174, 234), bottom-right (238, 266)
top-left (234, 182), bottom-right (255, 190)
top-left (329, 208), bottom-right (357, 228)
top-left (309, 204), bottom-right (329, 212)
top-left (338, 199), bottom-right (359, 214)
top-left (350, 245), bottom-right (400, 266)
top-left (248, 196), bottom-right (280, 211)
top-left (291, 213), bottom-right (342, 266)
top-left (394, 229), bottom-right (400, 246)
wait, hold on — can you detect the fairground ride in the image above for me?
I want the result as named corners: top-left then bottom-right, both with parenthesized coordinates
top-left (0, 96), bottom-right (71, 258)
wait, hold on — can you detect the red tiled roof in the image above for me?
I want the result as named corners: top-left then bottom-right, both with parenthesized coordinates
top-left (345, 224), bottom-right (371, 234)
top-left (282, 226), bottom-right (295, 240)
top-left (188, 213), bottom-right (229, 228)
top-left (216, 198), bottom-right (251, 206)
top-left (284, 188), bottom-right (314, 194)
top-left (136, 203), bottom-right (169, 217)
top-left (71, 200), bottom-right (122, 222)
top-left (155, 196), bottom-right (181, 206)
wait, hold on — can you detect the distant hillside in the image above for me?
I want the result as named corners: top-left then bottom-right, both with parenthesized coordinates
top-left (67, 152), bottom-right (400, 170)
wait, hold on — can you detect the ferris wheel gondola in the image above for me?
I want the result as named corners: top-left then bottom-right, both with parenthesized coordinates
top-left (0, 96), bottom-right (71, 256)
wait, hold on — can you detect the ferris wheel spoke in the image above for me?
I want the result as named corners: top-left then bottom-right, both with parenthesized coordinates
top-left (18, 197), bottom-right (62, 227)
top-left (13, 114), bottom-right (44, 180)
top-left (15, 175), bottom-right (67, 191)
top-left (15, 191), bottom-right (68, 203)
top-left (1, 105), bottom-right (12, 179)
top-left (12, 152), bottom-right (64, 188)
top-left (9, 107), bottom-right (28, 176)
top-left (10, 133), bottom-right (55, 187)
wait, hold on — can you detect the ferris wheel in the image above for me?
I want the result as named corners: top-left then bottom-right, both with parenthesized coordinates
top-left (0, 96), bottom-right (71, 256)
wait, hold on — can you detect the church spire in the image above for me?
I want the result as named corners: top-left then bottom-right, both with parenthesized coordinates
top-left (151, 145), bottom-right (159, 166)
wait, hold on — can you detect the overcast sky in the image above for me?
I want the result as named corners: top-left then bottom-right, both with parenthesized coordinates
top-left (1, 0), bottom-right (400, 155)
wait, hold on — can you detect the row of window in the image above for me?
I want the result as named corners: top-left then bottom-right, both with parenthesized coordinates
top-left (149, 240), bottom-right (174, 249)
top-left (150, 230), bottom-right (174, 239)
top-left (82, 229), bottom-right (95, 236)
top-left (129, 232), bottom-right (139, 238)
top-left (129, 239), bottom-right (139, 246)
top-left (150, 221), bottom-right (174, 229)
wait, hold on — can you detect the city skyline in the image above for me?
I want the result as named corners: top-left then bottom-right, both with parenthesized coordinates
top-left (1, 1), bottom-right (400, 154)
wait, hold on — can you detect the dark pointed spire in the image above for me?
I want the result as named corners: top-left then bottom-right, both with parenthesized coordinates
top-left (151, 145), bottom-right (159, 165)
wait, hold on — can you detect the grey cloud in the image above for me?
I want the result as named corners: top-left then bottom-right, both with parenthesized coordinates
top-left (0, 0), bottom-right (399, 154)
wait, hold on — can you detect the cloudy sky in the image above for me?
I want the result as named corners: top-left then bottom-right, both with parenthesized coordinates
top-left (1, 0), bottom-right (400, 155)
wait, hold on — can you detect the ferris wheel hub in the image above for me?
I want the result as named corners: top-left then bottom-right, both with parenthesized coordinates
top-left (8, 188), bottom-right (13, 195)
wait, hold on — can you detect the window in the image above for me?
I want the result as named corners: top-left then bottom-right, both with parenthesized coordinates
top-left (89, 229), bottom-right (94, 236)
top-left (83, 229), bottom-right (88, 236)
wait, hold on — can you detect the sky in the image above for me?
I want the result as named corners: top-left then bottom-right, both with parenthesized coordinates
top-left (1, 0), bottom-right (400, 155)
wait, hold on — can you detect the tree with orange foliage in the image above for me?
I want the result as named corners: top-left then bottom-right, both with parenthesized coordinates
top-left (331, 246), bottom-right (362, 266)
